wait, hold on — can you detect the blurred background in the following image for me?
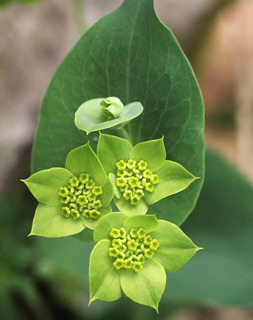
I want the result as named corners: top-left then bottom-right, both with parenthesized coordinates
top-left (0, 0), bottom-right (252, 319)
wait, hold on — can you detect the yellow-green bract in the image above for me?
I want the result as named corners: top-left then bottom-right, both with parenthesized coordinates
top-left (97, 133), bottom-right (198, 215)
top-left (89, 213), bottom-right (201, 311)
top-left (22, 143), bottom-right (113, 237)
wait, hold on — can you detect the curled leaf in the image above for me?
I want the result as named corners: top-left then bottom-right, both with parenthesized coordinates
top-left (75, 98), bottom-right (143, 134)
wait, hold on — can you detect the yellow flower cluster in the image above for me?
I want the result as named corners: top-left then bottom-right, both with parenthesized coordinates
top-left (58, 173), bottom-right (103, 220)
top-left (109, 227), bottom-right (159, 272)
top-left (116, 159), bottom-right (159, 205)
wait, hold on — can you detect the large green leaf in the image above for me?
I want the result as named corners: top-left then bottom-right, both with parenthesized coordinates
top-left (37, 237), bottom-right (92, 285)
top-left (164, 150), bottom-right (253, 306)
top-left (32, 0), bottom-right (204, 224)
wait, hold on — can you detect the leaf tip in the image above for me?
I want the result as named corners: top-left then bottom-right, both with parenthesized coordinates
top-left (88, 296), bottom-right (96, 306)
top-left (20, 178), bottom-right (27, 185)
top-left (98, 131), bottom-right (104, 139)
top-left (153, 303), bottom-right (159, 314)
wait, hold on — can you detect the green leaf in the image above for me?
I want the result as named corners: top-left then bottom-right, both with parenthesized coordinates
top-left (31, 0), bottom-right (204, 224)
top-left (97, 134), bottom-right (132, 174)
top-left (83, 206), bottom-right (112, 230)
top-left (72, 228), bottom-right (94, 243)
top-left (114, 195), bottom-right (148, 216)
top-left (130, 138), bottom-right (166, 172)
top-left (123, 214), bottom-right (158, 233)
top-left (30, 203), bottom-right (85, 238)
top-left (164, 150), bottom-right (253, 306)
top-left (0, 0), bottom-right (10, 6)
top-left (109, 173), bottom-right (121, 199)
top-left (94, 212), bottom-right (126, 243)
top-left (65, 143), bottom-right (106, 186)
top-left (89, 239), bottom-right (122, 303)
top-left (22, 168), bottom-right (73, 206)
top-left (0, 0), bottom-right (39, 7)
top-left (99, 177), bottom-right (114, 207)
top-left (37, 237), bottom-right (92, 285)
top-left (75, 98), bottom-right (143, 133)
top-left (120, 259), bottom-right (166, 312)
top-left (149, 220), bottom-right (200, 273)
top-left (145, 160), bottom-right (196, 206)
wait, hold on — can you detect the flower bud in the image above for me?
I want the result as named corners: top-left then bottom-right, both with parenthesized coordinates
top-left (101, 97), bottom-right (124, 119)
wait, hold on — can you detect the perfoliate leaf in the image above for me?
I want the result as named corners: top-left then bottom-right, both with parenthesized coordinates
top-left (149, 220), bottom-right (200, 273)
top-left (30, 203), bottom-right (85, 238)
top-left (75, 98), bottom-right (143, 133)
top-left (89, 239), bottom-right (122, 303)
top-left (21, 168), bottom-right (73, 207)
top-left (31, 0), bottom-right (204, 224)
top-left (120, 259), bottom-right (166, 312)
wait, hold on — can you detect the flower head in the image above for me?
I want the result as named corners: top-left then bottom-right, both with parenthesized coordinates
top-left (89, 213), bottom-right (201, 311)
top-left (97, 133), bottom-right (197, 215)
top-left (100, 97), bottom-right (124, 119)
top-left (108, 225), bottom-right (159, 272)
top-left (22, 143), bottom-right (113, 237)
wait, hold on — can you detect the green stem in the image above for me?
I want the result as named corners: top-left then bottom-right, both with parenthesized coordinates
top-left (119, 127), bottom-right (133, 143)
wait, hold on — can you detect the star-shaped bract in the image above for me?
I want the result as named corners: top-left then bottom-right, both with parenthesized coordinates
top-left (97, 133), bottom-right (197, 215)
top-left (89, 213), bottom-right (200, 311)
top-left (22, 143), bottom-right (113, 237)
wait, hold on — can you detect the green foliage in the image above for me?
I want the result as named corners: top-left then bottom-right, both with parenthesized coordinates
top-left (0, 0), bottom-right (39, 7)
top-left (0, 195), bottom-right (42, 320)
top-left (31, 0), bottom-right (204, 225)
top-left (164, 151), bottom-right (253, 306)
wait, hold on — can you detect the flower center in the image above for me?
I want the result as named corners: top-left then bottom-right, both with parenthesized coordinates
top-left (58, 173), bottom-right (103, 220)
top-left (116, 159), bottom-right (159, 205)
top-left (108, 227), bottom-right (159, 272)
